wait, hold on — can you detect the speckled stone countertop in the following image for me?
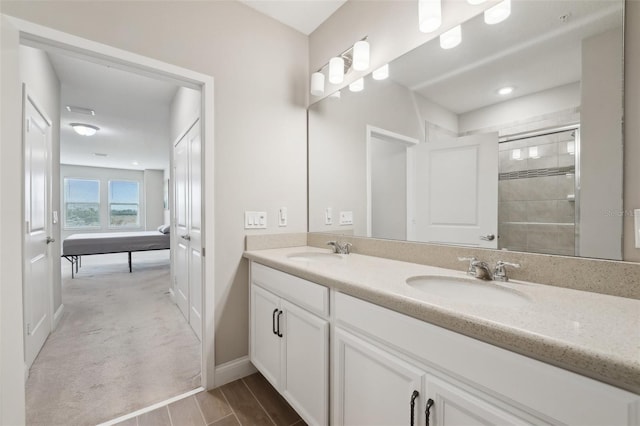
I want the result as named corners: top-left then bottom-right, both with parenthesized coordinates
top-left (244, 246), bottom-right (640, 395)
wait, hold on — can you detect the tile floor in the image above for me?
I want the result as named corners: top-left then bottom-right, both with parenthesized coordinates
top-left (114, 373), bottom-right (306, 426)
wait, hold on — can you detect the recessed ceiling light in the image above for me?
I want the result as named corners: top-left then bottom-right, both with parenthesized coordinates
top-left (132, 161), bottom-right (139, 166)
top-left (70, 123), bottom-right (99, 136)
top-left (498, 86), bottom-right (514, 96)
top-left (66, 106), bottom-right (95, 116)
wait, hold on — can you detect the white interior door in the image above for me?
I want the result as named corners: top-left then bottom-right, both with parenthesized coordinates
top-left (173, 118), bottom-right (202, 340)
top-left (23, 91), bottom-right (53, 370)
top-left (414, 133), bottom-right (498, 248)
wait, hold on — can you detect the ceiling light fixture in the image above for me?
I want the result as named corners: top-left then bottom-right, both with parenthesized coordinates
top-left (511, 148), bottom-right (522, 160)
top-left (372, 64), bottom-right (389, 80)
top-left (352, 40), bottom-right (370, 71)
top-left (311, 72), bottom-right (325, 97)
top-left (419, 0), bottom-right (442, 33)
top-left (484, 0), bottom-right (511, 25)
top-left (349, 78), bottom-right (364, 92)
top-left (70, 123), bottom-right (99, 136)
top-left (440, 25), bottom-right (462, 49)
top-left (66, 105), bottom-right (95, 116)
top-left (498, 86), bottom-right (514, 95)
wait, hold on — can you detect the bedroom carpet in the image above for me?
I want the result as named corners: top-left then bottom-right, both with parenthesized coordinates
top-left (26, 251), bottom-right (201, 426)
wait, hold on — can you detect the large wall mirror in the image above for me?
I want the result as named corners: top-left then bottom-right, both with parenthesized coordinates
top-left (308, 0), bottom-right (624, 260)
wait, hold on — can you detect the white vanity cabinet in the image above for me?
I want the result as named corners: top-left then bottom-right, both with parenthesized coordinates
top-left (250, 262), bottom-right (329, 426)
top-left (334, 292), bottom-right (640, 426)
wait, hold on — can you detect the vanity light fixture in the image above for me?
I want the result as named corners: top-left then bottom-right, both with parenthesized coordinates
top-left (329, 57), bottom-right (345, 85)
top-left (352, 40), bottom-right (370, 71)
top-left (484, 0), bottom-right (511, 25)
top-left (440, 25), bottom-right (462, 49)
top-left (498, 86), bottom-right (514, 95)
top-left (528, 146), bottom-right (540, 159)
top-left (349, 78), bottom-right (364, 92)
top-left (419, 0), bottom-right (442, 33)
top-left (372, 64), bottom-right (389, 80)
top-left (311, 72), bottom-right (325, 97)
top-left (70, 123), bottom-right (99, 136)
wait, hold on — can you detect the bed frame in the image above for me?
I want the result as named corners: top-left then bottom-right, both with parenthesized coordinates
top-left (62, 231), bottom-right (170, 278)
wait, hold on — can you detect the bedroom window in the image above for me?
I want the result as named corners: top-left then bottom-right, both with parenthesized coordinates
top-left (64, 178), bottom-right (101, 228)
top-left (109, 180), bottom-right (140, 228)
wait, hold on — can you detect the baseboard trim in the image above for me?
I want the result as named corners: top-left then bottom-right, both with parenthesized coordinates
top-left (214, 356), bottom-right (257, 387)
top-left (53, 303), bottom-right (64, 330)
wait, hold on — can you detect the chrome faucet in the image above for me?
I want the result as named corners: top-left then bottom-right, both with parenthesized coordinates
top-left (459, 256), bottom-right (492, 280)
top-left (327, 240), bottom-right (352, 254)
top-left (493, 261), bottom-right (521, 282)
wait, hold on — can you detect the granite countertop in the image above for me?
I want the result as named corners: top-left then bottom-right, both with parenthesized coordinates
top-left (244, 246), bottom-right (640, 395)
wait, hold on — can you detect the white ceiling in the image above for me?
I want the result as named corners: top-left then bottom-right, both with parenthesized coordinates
top-left (238, 0), bottom-right (346, 35)
top-left (389, 0), bottom-right (623, 114)
top-left (49, 52), bottom-right (180, 171)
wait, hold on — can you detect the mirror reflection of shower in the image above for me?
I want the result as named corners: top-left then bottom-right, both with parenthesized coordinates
top-left (497, 126), bottom-right (579, 256)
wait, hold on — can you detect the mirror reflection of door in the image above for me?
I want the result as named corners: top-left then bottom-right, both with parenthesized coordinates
top-left (367, 127), bottom-right (418, 240)
top-left (414, 133), bottom-right (499, 249)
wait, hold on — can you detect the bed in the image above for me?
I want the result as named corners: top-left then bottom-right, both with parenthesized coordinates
top-left (62, 230), bottom-right (170, 278)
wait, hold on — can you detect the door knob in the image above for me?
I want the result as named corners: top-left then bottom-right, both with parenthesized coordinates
top-left (180, 234), bottom-right (191, 241)
top-left (46, 236), bottom-right (55, 244)
top-left (480, 234), bottom-right (495, 241)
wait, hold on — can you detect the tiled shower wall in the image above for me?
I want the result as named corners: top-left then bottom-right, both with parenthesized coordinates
top-left (498, 129), bottom-right (577, 256)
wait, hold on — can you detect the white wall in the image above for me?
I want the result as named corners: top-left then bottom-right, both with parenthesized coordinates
top-left (580, 28), bottom-right (623, 260)
top-left (0, 1), bottom-right (308, 368)
top-left (458, 82), bottom-right (581, 134)
top-left (144, 169), bottom-right (164, 230)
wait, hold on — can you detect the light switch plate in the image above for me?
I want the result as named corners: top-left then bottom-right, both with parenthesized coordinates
top-left (635, 209), bottom-right (640, 248)
top-left (279, 207), bottom-right (287, 227)
top-left (325, 207), bottom-right (333, 225)
top-left (340, 211), bottom-right (353, 225)
top-left (245, 211), bottom-right (267, 229)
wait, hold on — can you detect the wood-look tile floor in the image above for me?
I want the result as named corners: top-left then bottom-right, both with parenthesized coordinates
top-left (114, 373), bottom-right (307, 426)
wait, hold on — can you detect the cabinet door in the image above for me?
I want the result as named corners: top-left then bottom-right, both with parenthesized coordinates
top-left (426, 375), bottom-right (536, 426)
top-left (334, 327), bottom-right (425, 426)
top-left (250, 284), bottom-right (281, 387)
top-left (281, 300), bottom-right (329, 426)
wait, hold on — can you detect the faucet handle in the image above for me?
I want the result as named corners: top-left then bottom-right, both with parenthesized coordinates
top-left (342, 242), bottom-right (352, 254)
top-left (327, 241), bottom-right (339, 253)
top-left (458, 256), bottom-right (477, 275)
top-left (494, 260), bottom-right (520, 282)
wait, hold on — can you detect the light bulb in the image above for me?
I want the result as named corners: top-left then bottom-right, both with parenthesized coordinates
top-left (498, 86), bottom-right (514, 95)
top-left (349, 78), bottom-right (364, 92)
top-left (329, 57), bottom-right (344, 84)
top-left (484, 0), bottom-right (511, 25)
top-left (353, 40), bottom-right (370, 71)
top-left (419, 0), bottom-right (442, 33)
top-left (440, 25), bottom-right (462, 50)
top-left (310, 72), bottom-right (325, 97)
top-left (372, 64), bottom-right (389, 80)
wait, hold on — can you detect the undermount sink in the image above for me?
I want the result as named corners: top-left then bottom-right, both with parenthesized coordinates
top-left (287, 252), bottom-right (344, 264)
top-left (406, 275), bottom-right (530, 306)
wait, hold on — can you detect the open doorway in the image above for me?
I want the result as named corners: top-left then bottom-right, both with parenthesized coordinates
top-left (17, 34), bottom-right (211, 425)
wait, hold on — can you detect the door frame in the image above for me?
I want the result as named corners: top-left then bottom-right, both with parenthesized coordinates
top-left (365, 125), bottom-right (419, 239)
top-left (22, 85), bottom-right (54, 372)
top-left (0, 15), bottom-right (216, 424)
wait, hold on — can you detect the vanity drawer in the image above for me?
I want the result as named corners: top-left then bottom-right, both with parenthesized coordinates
top-left (251, 262), bottom-right (329, 317)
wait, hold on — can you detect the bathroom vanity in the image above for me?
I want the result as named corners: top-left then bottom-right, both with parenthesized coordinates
top-left (245, 245), bottom-right (640, 426)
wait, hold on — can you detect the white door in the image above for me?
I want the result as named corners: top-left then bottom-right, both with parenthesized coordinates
top-left (414, 133), bottom-right (498, 248)
top-left (250, 284), bottom-right (281, 387)
top-left (281, 299), bottom-right (329, 426)
top-left (23, 91), bottom-right (53, 370)
top-left (333, 327), bottom-right (425, 426)
top-left (173, 118), bottom-right (202, 340)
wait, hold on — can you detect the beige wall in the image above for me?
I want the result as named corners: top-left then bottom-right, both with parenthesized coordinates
top-left (624, 0), bottom-right (640, 262)
top-left (1, 1), bottom-right (309, 366)
top-left (20, 45), bottom-right (63, 318)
